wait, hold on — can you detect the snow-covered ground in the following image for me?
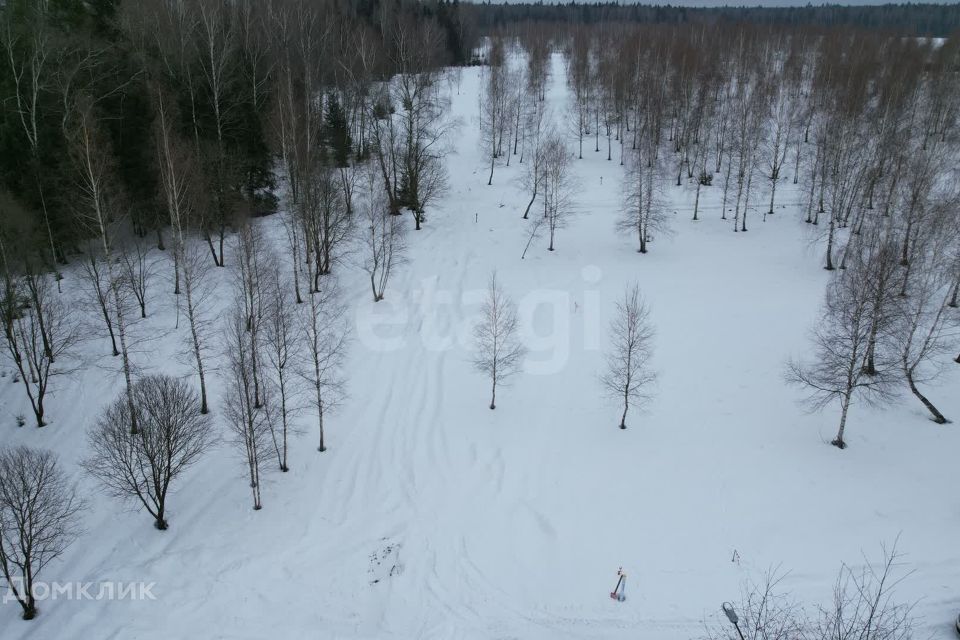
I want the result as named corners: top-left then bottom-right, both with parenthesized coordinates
top-left (2, 54), bottom-right (958, 639)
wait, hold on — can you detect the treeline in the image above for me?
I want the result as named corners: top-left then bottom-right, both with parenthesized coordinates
top-left (466, 2), bottom-right (960, 37)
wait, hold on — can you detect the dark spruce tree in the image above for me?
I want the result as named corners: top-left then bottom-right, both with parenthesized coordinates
top-left (323, 94), bottom-right (353, 169)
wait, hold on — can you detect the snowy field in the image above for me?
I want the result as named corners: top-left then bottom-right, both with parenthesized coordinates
top-left (2, 54), bottom-right (958, 639)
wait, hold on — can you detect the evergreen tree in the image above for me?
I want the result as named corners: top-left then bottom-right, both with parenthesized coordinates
top-left (323, 94), bottom-right (352, 169)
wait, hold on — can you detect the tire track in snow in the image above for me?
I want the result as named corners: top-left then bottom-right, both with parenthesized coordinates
top-left (326, 226), bottom-right (475, 635)
top-left (403, 246), bottom-right (471, 631)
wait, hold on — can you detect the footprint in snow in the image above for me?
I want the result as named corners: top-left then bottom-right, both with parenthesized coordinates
top-left (368, 539), bottom-right (404, 585)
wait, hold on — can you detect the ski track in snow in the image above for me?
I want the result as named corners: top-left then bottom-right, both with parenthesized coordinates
top-left (1, 53), bottom-right (958, 639)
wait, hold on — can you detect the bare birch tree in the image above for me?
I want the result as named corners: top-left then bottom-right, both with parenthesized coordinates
top-left (619, 142), bottom-right (669, 254)
top-left (566, 28), bottom-right (592, 160)
top-left (1, 12), bottom-right (64, 276)
top-left (360, 168), bottom-right (406, 302)
top-left (177, 243), bottom-right (214, 415)
top-left (196, 0), bottom-right (239, 267)
top-left (154, 87), bottom-right (214, 413)
top-left (79, 250), bottom-right (119, 356)
top-left (0, 271), bottom-right (79, 427)
top-left (67, 99), bottom-right (138, 433)
top-left (120, 239), bottom-right (156, 319)
top-left (152, 86), bottom-right (192, 295)
top-left (763, 84), bottom-right (792, 218)
top-left (0, 446), bottom-right (83, 620)
top-left (299, 164), bottom-right (352, 291)
top-left (482, 37), bottom-right (507, 185)
top-left (519, 100), bottom-right (548, 220)
top-left (83, 375), bottom-right (214, 529)
top-left (262, 267), bottom-right (298, 472)
top-left (472, 272), bottom-right (526, 410)
top-left (786, 258), bottom-right (897, 449)
top-left (234, 220), bottom-right (271, 409)
top-left (223, 305), bottom-right (269, 509)
top-left (300, 282), bottom-right (348, 452)
top-left (600, 283), bottom-right (655, 429)
top-left (542, 133), bottom-right (576, 252)
top-left (389, 17), bottom-right (454, 229)
top-left (891, 235), bottom-right (959, 424)
top-left (809, 540), bottom-right (916, 640)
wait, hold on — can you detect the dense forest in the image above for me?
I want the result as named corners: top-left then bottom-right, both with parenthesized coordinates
top-left (0, 0), bottom-right (472, 270)
top-left (468, 2), bottom-right (960, 37)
